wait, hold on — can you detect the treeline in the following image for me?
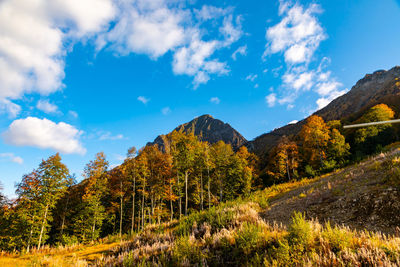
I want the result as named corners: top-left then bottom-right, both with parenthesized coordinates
top-left (264, 103), bottom-right (398, 184)
top-left (0, 131), bottom-right (258, 251)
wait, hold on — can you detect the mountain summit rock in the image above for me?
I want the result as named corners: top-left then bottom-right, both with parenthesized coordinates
top-left (149, 114), bottom-right (247, 150)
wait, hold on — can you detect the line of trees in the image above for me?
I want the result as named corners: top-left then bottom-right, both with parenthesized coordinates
top-left (264, 103), bottom-right (398, 184)
top-left (0, 131), bottom-right (258, 251)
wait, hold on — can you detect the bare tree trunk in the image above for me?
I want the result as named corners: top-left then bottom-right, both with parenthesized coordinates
top-left (219, 175), bottom-right (223, 203)
top-left (207, 163), bottom-right (211, 209)
top-left (200, 172), bottom-right (203, 210)
top-left (60, 197), bottom-right (69, 237)
top-left (286, 153), bottom-right (291, 181)
top-left (120, 181), bottom-right (123, 238)
top-left (92, 203), bottom-right (98, 241)
top-left (178, 173), bottom-right (182, 219)
top-left (131, 177), bottom-right (135, 233)
top-left (185, 171), bottom-right (188, 216)
top-left (27, 212), bottom-right (36, 253)
top-left (151, 195), bottom-right (154, 224)
top-left (170, 178), bottom-right (173, 221)
top-left (38, 204), bottom-right (49, 250)
top-left (141, 179), bottom-right (146, 229)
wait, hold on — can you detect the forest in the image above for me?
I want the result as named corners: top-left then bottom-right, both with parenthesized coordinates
top-left (0, 103), bottom-right (398, 253)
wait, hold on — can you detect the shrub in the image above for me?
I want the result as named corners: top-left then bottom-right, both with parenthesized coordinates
top-left (322, 222), bottom-right (354, 253)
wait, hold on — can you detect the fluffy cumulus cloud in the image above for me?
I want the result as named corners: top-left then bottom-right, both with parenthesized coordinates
top-left (264, 2), bottom-right (325, 64)
top-left (0, 153), bottom-right (23, 164)
top-left (0, 0), bottom-right (116, 117)
top-left (2, 117), bottom-right (86, 154)
top-left (265, 1), bottom-right (347, 110)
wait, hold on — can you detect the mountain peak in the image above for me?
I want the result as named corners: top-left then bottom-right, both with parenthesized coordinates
top-left (149, 114), bottom-right (247, 150)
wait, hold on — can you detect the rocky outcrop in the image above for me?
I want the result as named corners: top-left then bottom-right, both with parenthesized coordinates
top-left (148, 114), bottom-right (247, 150)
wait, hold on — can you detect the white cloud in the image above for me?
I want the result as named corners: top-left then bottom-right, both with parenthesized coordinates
top-left (36, 99), bottom-right (59, 114)
top-left (232, 45), bottom-right (247, 60)
top-left (264, 2), bottom-right (325, 64)
top-left (288, 120), bottom-right (298, 124)
top-left (0, 0), bottom-right (115, 117)
top-left (316, 89), bottom-right (347, 109)
top-left (266, 93), bottom-right (277, 107)
top-left (0, 153), bottom-right (23, 164)
top-left (210, 97), bottom-right (220, 104)
top-left (68, 110), bottom-right (78, 118)
top-left (99, 1), bottom-right (242, 88)
top-left (114, 154), bottom-right (125, 161)
top-left (245, 74), bottom-right (258, 82)
top-left (137, 96), bottom-right (150, 104)
top-left (0, 99), bottom-right (21, 118)
top-left (162, 107), bottom-right (171, 115)
top-left (194, 5), bottom-right (230, 21)
top-left (98, 131), bottom-right (124, 141)
top-left (3, 117), bottom-right (86, 154)
top-left (265, 1), bottom-right (347, 110)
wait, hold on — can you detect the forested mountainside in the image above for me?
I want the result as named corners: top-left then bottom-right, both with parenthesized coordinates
top-left (247, 66), bottom-right (400, 158)
top-left (149, 114), bottom-right (247, 151)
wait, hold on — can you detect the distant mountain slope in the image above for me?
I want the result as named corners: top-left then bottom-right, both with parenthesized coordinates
top-left (148, 114), bottom-right (247, 150)
top-left (247, 66), bottom-right (400, 158)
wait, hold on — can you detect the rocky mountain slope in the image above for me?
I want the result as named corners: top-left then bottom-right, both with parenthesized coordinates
top-left (148, 114), bottom-right (247, 150)
top-left (247, 66), bottom-right (400, 158)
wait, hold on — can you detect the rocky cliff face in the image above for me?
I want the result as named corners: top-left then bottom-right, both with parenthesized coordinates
top-left (247, 66), bottom-right (400, 158)
top-left (149, 114), bottom-right (247, 150)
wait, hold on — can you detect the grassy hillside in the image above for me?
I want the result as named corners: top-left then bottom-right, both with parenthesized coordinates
top-left (2, 147), bottom-right (400, 266)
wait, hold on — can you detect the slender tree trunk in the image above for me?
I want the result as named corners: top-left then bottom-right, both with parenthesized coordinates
top-left (27, 212), bottom-right (36, 253)
top-left (151, 195), bottom-right (154, 224)
top-left (138, 209), bottom-right (141, 231)
top-left (60, 197), bottom-right (69, 237)
top-left (178, 173), bottom-right (182, 219)
top-left (131, 177), bottom-right (136, 233)
top-left (170, 178), bottom-right (173, 221)
top-left (286, 153), bottom-right (291, 181)
top-left (200, 172), bottom-right (203, 210)
top-left (119, 181), bottom-right (123, 237)
top-left (219, 175), bottom-right (223, 202)
top-left (92, 203), bottom-right (98, 241)
top-left (185, 171), bottom-right (188, 216)
top-left (37, 204), bottom-right (49, 250)
top-left (141, 180), bottom-right (146, 229)
top-left (207, 163), bottom-right (211, 209)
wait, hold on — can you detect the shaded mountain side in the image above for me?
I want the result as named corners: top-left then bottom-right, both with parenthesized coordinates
top-left (148, 114), bottom-right (247, 151)
top-left (246, 66), bottom-right (400, 159)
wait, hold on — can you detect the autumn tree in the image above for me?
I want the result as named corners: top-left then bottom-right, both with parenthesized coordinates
top-left (352, 104), bottom-right (396, 154)
top-left (267, 136), bottom-right (299, 182)
top-left (299, 115), bottom-right (331, 169)
top-left (74, 152), bottom-right (109, 241)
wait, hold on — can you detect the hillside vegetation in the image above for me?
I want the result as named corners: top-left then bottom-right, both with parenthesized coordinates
top-left (2, 146), bottom-right (400, 266)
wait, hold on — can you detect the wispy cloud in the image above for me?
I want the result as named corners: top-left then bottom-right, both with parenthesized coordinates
top-left (210, 97), bottom-right (220, 104)
top-left (266, 93), bottom-right (277, 107)
top-left (162, 107), bottom-right (171, 115)
top-left (245, 74), bottom-right (258, 82)
top-left (137, 96), bottom-right (150, 104)
top-left (232, 45), bottom-right (247, 60)
top-left (97, 131), bottom-right (124, 141)
top-left (0, 153), bottom-right (23, 164)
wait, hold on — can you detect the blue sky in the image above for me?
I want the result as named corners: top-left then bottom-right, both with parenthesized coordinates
top-left (0, 0), bottom-right (400, 197)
